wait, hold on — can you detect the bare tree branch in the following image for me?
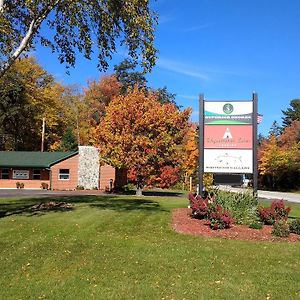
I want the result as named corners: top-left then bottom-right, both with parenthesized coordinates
top-left (0, 0), bottom-right (4, 13)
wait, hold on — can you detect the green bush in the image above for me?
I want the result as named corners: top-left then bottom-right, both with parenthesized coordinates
top-left (289, 219), bottom-right (300, 235)
top-left (249, 222), bottom-right (263, 230)
top-left (212, 189), bottom-right (258, 224)
top-left (272, 220), bottom-right (290, 237)
top-left (123, 183), bottom-right (135, 191)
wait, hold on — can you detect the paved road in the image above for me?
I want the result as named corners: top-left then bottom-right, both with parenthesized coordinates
top-left (0, 189), bottom-right (107, 199)
top-left (0, 188), bottom-right (299, 203)
top-left (218, 185), bottom-right (300, 203)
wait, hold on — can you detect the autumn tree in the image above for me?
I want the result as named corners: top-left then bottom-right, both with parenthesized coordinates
top-left (259, 134), bottom-right (300, 190)
top-left (279, 120), bottom-right (300, 146)
top-left (181, 124), bottom-right (199, 188)
top-left (0, 0), bottom-right (157, 77)
top-left (0, 57), bottom-right (69, 150)
top-left (84, 75), bottom-right (121, 125)
top-left (96, 87), bottom-right (191, 195)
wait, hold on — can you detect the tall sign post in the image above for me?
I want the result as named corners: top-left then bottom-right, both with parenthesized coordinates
top-left (252, 92), bottom-right (258, 197)
top-left (199, 94), bottom-right (258, 197)
top-left (198, 94), bottom-right (204, 196)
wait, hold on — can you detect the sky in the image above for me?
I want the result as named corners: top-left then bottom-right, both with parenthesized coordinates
top-left (34, 0), bottom-right (300, 136)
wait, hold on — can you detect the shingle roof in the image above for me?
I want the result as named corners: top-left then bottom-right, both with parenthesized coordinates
top-left (0, 151), bottom-right (78, 168)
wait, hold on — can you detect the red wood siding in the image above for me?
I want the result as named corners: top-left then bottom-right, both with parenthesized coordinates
top-left (50, 154), bottom-right (79, 190)
top-left (0, 168), bottom-right (50, 189)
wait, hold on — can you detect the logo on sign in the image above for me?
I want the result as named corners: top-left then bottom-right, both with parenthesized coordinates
top-left (223, 128), bottom-right (233, 139)
top-left (223, 103), bottom-right (234, 114)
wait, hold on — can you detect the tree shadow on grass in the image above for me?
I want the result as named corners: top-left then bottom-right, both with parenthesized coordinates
top-left (90, 198), bottom-right (165, 212)
top-left (121, 190), bottom-right (185, 197)
top-left (0, 195), bottom-right (165, 218)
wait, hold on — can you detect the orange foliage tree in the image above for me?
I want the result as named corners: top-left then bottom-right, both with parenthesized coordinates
top-left (181, 124), bottom-right (199, 188)
top-left (95, 87), bottom-right (191, 195)
top-left (259, 133), bottom-right (300, 190)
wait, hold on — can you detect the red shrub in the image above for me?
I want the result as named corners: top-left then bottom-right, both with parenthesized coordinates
top-left (258, 200), bottom-right (291, 225)
top-left (209, 204), bottom-right (233, 229)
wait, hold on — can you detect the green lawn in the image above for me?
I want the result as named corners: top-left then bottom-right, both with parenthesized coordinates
top-left (0, 194), bottom-right (299, 300)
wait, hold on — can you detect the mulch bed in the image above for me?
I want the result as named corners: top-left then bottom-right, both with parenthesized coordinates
top-left (172, 208), bottom-right (300, 242)
top-left (31, 201), bottom-right (73, 211)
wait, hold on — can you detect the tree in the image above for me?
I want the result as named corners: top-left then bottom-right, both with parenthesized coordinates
top-left (57, 128), bottom-right (78, 151)
top-left (84, 75), bottom-right (121, 125)
top-left (0, 57), bottom-right (70, 150)
top-left (114, 59), bottom-right (147, 94)
top-left (268, 120), bottom-right (281, 138)
top-left (279, 120), bottom-right (300, 146)
top-left (259, 135), bottom-right (300, 190)
top-left (114, 59), bottom-right (180, 108)
top-left (153, 86), bottom-right (180, 109)
top-left (0, 0), bottom-right (157, 77)
top-left (282, 99), bottom-right (300, 128)
top-left (96, 87), bottom-right (191, 195)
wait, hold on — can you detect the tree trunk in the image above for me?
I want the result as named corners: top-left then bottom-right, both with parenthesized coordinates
top-left (136, 186), bottom-right (143, 196)
top-left (136, 172), bottom-right (143, 196)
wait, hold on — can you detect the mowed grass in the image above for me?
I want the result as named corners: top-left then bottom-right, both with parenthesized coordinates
top-left (0, 194), bottom-right (300, 300)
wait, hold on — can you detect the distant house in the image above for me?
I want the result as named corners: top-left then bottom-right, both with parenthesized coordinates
top-left (0, 146), bottom-right (126, 190)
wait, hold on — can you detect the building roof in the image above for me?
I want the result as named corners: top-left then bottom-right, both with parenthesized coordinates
top-left (0, 151), bottom-right (78, 168)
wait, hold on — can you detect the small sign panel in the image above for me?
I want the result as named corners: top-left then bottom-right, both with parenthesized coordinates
top-left (205, 101), bottom-right (253, 125)
top-left (204, 125), bottom-right (252, 149)
top-left (13, 170), bottom-right (29, 179)
top-left (204, 149), bottom-right (253, 173)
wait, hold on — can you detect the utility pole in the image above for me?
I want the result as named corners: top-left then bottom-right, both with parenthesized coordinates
top-left (41, 117), bottom-right (45, 152)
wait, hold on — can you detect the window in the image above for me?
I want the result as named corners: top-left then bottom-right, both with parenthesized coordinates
top-left (13, 170), bottom-right (29, 179)
top-left (59, 169), bottom-right (70, 180)
top-left (1, 169), bottom-right (9, 179)
top-left (33, 169), bottom-right (41, 180)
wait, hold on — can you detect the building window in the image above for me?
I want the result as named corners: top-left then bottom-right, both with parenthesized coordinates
top-left (33, 169), bottom-right (41, 180)
top-left (1, 169), bottom-right (9, 179)
top-left (59, 169), bottom-right (70, 180)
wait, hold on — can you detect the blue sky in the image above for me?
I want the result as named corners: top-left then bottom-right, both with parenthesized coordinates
top-left (35, 0), bottom-right (300, 136)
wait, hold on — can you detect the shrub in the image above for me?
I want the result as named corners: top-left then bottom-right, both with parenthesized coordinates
top-left (76, 185), bottom-right (84, 190)
top-left (271, 200), bottom-right (291, 220)
top-left (289, 219), bottom-right (300, 235)
top-left (191, 197), bottom-right (210, 219)
top-left (249, 222), bottom-right (263, 230)
top-left (16, 182), bottom-right (24, 189)
top-left (257, 206), bottom-right (275, 225)
top-left (123, 183), bottom-right (135, 191)
top-left (212, 189), bottom-right (258, 225)
top-left (258, 200), bottom-right (291, 225)
top-left (272, 220), bottom-right (290, 237)
top-left (40, 182), bottom-right (49, 190)
top-left (209, 204), bottom-right (233, 230)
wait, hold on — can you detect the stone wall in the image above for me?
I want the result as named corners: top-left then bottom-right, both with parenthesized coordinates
top-left (78, 146), bottom-right (100, 189)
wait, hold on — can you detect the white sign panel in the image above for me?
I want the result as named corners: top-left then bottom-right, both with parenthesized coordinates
top-left (205, 101), bottom-right (253, 115)
top-left (204, 101), bottom-right (253, 125)
top-left (13, 170), bottom-right (29, 179)
top-left (204, 149), bottom-right (253, 174)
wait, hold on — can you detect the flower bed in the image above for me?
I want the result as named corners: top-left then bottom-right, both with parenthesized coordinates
top-left (172, 208), bottom-right (300, 242)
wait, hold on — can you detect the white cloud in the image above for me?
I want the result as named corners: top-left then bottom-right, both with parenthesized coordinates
top-left (177, 94), bottom-right (198, 100)
top-left (181, 23), bottom-right (214, 33)
top-left (157, 58), bottom-right (209, 80)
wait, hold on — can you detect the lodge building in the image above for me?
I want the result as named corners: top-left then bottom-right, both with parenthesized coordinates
top-left (0, 146), bottom-right (126, 190)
